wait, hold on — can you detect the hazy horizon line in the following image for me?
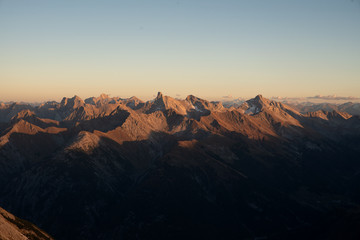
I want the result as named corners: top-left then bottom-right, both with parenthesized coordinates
top-left (1, 92), bottom-right (360, 105)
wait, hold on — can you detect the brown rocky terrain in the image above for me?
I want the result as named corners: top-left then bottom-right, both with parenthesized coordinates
top-left (1, 93), bottom-right (360, 239)
top-left (0, 206), bottom-right (53, 240)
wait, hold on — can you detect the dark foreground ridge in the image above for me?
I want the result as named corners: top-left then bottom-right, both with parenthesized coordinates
top-left (0, 206), bottom-right (53, 240)
top-left (1, 93), bottom-right (360, 239)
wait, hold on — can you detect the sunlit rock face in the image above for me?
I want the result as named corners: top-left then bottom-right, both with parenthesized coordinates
top-left (0, 206), bottom-right (53, 240)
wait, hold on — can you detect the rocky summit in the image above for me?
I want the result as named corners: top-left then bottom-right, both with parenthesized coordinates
top-left (1, 93), bottom-right (360, 239)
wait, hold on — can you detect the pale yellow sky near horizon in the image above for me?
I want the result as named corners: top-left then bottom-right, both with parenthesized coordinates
top-left (1, 59), bottom-right (359, 102)
top-left (1, 1), bottom-right (359, 102)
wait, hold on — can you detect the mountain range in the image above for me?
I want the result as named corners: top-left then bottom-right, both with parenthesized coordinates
top-left (222, 98), bottom-right (360, 116)
top-left (1, 93), bottom-right (360, 239)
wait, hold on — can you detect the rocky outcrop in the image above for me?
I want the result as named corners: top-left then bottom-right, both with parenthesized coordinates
top-left (0, 207), bottom-right (53, 240)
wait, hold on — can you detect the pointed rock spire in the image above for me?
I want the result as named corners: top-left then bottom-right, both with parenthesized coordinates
top-left (156, 92), bottom-right (163, 100)
top-left (60, 97), bottom-right (68, 106)
top-left (252, 94), bottom-right (269, 106)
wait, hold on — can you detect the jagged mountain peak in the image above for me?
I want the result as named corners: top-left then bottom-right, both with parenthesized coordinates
top-left (99, 93), bottom-right (109, 99)
top-left (60, 95), bottom-right (84, 108)
top-left (11, 109), bottom-right (36, 121)
top-left (306, 110), bottom-right (329, 119)
top-left (156, 91), bottom-right (164, 100)
top-left (238, 94), bottom-right (302, 123)
top-left (147, 92), bottom-right (187, 114)
top-left (329, 110), bottom-right (352, 120)
top-left (150, 92), bottom-right (169, 106)
top-left (185, 94), bottom-right (198, 102)
top-left (250, 94), bottom-right (271, 106)
top-left (305, 109), bottom-right (351, 120)
top-left (145, 92), bottom-right (227, 116)
top-left (38, 101), bottom-right (58, 109)
top-left (85, 93), bottom-right (113, 105)
top-left (149, 92), bottom-right (165, 107)
top-left (185, 95), bottom-right (210, 106)
top-left (128, 96), bottom-right (143, 102)
top-left (66, 131), bottom-right (101, 153)
top-left (122, 96), bottom-right (145, 110)
top-left (68, 95), bottom-right (83, 102)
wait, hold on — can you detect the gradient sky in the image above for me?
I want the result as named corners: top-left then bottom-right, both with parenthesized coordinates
top-left (1, 0), bottom-right (359, 102)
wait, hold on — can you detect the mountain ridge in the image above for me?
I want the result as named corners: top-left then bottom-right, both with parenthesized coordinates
top-left (0, 206), bottom-right (53, 240)
top-left (2, 93), bottom-right (359, 123)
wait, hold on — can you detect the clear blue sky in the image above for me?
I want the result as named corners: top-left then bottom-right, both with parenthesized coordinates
top-left (0, 0), bottom-right (359, 102)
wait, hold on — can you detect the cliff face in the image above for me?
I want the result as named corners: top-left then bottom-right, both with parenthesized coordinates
top-left (0, 207), bottom-right (53, 240)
